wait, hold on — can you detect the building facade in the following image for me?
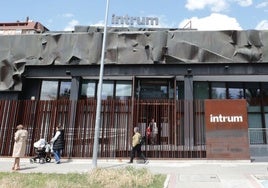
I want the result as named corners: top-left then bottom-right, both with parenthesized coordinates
top-left (0, 17), bottom-right (49, 35)
top-left (0, 26), bottom-right (268, 160)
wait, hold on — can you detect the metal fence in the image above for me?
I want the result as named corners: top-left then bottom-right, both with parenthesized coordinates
top-left (0, 99), bottom-right (206, 159)
top-left (248, 128), bottom-right (268, 144)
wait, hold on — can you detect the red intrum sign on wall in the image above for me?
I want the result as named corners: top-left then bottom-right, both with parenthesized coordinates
top-left (205, 99), bottom-right (250, 160)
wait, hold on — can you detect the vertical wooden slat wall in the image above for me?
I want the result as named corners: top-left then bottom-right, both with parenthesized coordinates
top-left (0, 99), bottom-right (206, 159)
top-left (0, 100), bottom-right (20, 155)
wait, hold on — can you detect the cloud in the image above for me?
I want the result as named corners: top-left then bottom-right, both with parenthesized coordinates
top-left (234, 0), bottom-right (252, 7)
top-left (255, 20), bottom-right (268, 30)
top-left (64, 19), bottom-right (79, 31)
top-left (185, 0), bottom-right (252, 12)
top-left (256, 2), bottom-right (268, 8)
top-left (185, 0), bottom-right (228, 12)
top-left (62, 13), bottom-right (74, 18)
top-left (179, 13), bottom-right (242, 30)
top-left (91, 20), bottom-right (105, 27)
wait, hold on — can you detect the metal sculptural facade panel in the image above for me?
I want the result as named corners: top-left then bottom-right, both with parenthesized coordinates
top-left (0, 28), bottom-right (268, 91)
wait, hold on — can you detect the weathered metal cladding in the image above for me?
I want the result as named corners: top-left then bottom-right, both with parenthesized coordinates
top-left (0, 29), bottom-right (268, 91)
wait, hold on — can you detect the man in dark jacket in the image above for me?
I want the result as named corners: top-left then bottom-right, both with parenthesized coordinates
top-left (51, 125), bottom-right (65, 164)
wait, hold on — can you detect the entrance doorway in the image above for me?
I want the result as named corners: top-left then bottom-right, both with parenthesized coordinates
top-left (135, 102), bottom-right (173, 145)
top-left (134, 78), bottom-right (175, 145)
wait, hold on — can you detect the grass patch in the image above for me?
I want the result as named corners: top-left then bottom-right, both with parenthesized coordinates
top-left (0, 167), bottom-right (166, 188)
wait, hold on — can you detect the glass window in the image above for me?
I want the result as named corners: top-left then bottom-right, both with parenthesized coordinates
top-left (115, 81), bottom-right (132, 99)
top-left (81, 80), bottom-right (132, 99)
top-left (140, 84), bottom-right (166, 99)
top-left (194, 82), bottom-right (209, 99)
top-left (248, 113), bottom-right (264, 144)
top-left (40, 81), bottom-right (58, 100)
top-left (265, 113), bottom-right (268, 128)
top-left (262, 83), bottom-right (268, 107)
top-left (245, 83), bottom-right (261, 107)
top-left (227, 82), bottom-right (244, 99)
top-left (40, 80), bottom-right (71, 100)
top-left (176, 81), bottom-right (184, 99)
top-left (211, 82), bottom-right (226, 99)
top-left (59, 81), bottom-right (71, 100)
top-left (248, 113), bottom-right (262, 129)
top-left (139, 80), bottom-right (169, 99)
top-left (102, 81), bottom-right (114, 99)
top-left (81, 81), bottom-right (96, 99)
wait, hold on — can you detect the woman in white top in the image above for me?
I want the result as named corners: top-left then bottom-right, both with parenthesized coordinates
top-left (12, 124), bottom-right (28, 170)
top-left (150, 118), bottom-right (158, 144)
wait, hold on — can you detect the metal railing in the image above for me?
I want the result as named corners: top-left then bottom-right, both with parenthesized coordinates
top-left (248, 128), bottom-right (268, 144)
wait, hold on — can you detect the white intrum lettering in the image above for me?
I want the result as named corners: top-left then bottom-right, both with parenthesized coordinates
top-left (210, 114), bottom-right (243, 123)
top-left (111, 14), bottom-right (159, 26)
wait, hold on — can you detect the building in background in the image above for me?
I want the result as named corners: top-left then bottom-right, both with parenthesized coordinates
top-left (0, 17), bottom-right (49, 35)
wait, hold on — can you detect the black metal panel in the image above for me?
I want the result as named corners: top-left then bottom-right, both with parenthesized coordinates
top-left (23, 63), bottom-right (268, 79)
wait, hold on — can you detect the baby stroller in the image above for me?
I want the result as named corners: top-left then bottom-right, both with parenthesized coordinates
top-left (30, 138), bottom-right (52, 164)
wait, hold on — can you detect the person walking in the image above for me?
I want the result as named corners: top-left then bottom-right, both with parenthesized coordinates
top-left (12, 124), bottom-right (28, 171)
top-left (128, 127), bottom-right (148, 164)
top-left (50, 125), bottom-right (65, 164)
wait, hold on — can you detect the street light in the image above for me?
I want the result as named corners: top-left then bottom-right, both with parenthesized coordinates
top-left (92, 0), bottom-right (110, 168)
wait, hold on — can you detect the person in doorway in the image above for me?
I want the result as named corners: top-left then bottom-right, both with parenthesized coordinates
top-left (12, 124), bottom-right (28, 171)
top-left (150, 118), bottom-right (158, 144)
top-left (128, 127), bottom-right (148, 164)
top-left (146, 124), bottom-right (151, 144)
top-left (50, 125), bottom-right (65, 164)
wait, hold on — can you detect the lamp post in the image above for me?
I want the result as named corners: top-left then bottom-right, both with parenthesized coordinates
top-left (92, 0), bottom-right (110, 168)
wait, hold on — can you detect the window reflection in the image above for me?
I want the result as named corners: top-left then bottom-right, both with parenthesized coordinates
top-left (194, 82), bottom-right (209, 99)
top-left (139, 80), bottom-right (170, 99)
top-left (81, 81), bottom-right (96, 99)
top-left (116, 81), bottom-right (132, 99)
top-left (245, 83), bottom-right (261, 106)
top-left (102, 81), bottom-right (114, 99)
top-left (40, 80), bottom-right (71, 100)
top-left (228, 88), bottom-right (243, 99)
top-left (228, 83), bottom-right (244, 99)
top-left (40, 81), bottom-right (58, 100)
top-left (176, 81), bottom-right (184, 100)
top-left (59, 81), bottom-right (71, 100)
top-left (81, 80), bottom-right (132, 99)
top-left (211, 82), bottom-right (226, 99)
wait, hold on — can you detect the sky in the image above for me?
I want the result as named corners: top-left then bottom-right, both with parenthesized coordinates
top-left (1, 0), bottom-right (268, 31)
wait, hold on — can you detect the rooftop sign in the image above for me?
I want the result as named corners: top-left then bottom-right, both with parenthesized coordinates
top-left (111, 14), bottom-right (159, 26)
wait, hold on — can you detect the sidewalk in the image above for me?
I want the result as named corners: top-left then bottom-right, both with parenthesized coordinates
top-left (1, 157), bottom-right (268, 188)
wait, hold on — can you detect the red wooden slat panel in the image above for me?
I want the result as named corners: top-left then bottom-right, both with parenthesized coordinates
top-left (0, 99), bottom-right (206, 159)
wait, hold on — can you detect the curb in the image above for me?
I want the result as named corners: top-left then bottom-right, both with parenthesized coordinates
top-left (163, 174), bottom-right (170, 188)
